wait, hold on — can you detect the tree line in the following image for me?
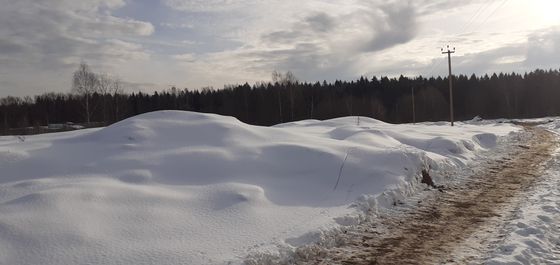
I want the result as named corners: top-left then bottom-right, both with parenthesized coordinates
top-left (1, 65), bottom-right (560, 133)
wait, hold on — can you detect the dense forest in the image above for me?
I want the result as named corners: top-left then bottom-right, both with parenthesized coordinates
top-left (1, 68), bottom-right (560, 134)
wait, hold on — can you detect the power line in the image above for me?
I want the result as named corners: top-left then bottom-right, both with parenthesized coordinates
top-left (453, 0), bottom-right (510, 40)
top-left (476, 0), bottom-right (509, 30)
top-left (455, 1), bottom-right (495, 37)
top-left (426, 0), bottom-right (509, 79)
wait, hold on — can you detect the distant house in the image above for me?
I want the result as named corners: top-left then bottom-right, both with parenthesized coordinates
top-left (47, 123), bottom-right (64, 130)
top-left (66, 122), bottom-right (85, 130)
top-left (47, 122), bottom-right (85, 130)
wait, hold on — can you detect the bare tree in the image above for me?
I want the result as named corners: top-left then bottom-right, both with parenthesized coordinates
top-left (272, 71), bottom-right (284, 123)
top-left (272, 70), bottom-right (297, 86)
top-left (110, 77), bottom-right (124, 121)
top-left (272, 70), bottom-right (298, 122)
top-left (72, 63), bottom-right (99, 123)
top-left (97, 73), bottom-right (112, 124)
top-left (284, 71), bottom-right (298, 121)
top-left (170, 86), bottom-right (178, 109)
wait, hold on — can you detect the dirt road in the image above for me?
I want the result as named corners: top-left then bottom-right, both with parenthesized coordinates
top-left (307, 126), bottom-right (558, 264)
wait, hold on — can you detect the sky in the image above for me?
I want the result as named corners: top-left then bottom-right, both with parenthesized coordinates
top-left (0, 0), bottom-right (559, 97)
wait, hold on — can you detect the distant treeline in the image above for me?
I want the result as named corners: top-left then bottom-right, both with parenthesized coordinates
top-left (1, 69), bottom-right (560, 132)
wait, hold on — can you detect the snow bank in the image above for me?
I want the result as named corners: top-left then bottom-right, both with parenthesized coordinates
top-left (0, 111), bottom-right (518, 265)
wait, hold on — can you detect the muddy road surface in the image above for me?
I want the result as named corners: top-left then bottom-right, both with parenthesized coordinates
top-left (310, 126), bottom-right (558, 264)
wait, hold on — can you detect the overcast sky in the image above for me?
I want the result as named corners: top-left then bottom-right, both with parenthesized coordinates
top-left (1, 0), bottom-right (559, 97)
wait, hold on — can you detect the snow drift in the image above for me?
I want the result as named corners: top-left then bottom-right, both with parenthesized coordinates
top-left (0, 111), bottom-right (518, 265)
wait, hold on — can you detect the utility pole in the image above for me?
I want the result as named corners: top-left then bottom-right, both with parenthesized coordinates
top-left (442, 45), bottom-right (455, 126)
top-left (411, 86), bottom-right (416, 124)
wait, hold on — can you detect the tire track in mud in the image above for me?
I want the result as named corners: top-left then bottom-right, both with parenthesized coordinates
top-left (312, 126), bottom-right (558, 264)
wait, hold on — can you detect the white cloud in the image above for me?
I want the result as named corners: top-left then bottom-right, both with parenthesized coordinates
top-left (160, 22), bottom-right (194, 29)
top-left (0, 0), bottom-right (154, 96)
top-left (525, 26), bottom-right (560, 67)
top-left (1, 0), bottom-right (560, 97)
top-left (0, 2), bottom-right (154, 58)
top-left (163, 0), bottom-right (260, 12)
top-left (173, 53), bottom-right (197, 62)
top-left (180, 40), bottom-right (200, 45)
top-left (178, 1), bottom-right (419, 83)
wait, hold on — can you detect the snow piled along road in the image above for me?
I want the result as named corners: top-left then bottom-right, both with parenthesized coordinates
top-left (0, 111), bottom-right (518, 265)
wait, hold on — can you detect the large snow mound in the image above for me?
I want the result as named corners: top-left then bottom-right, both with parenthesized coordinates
top-left (0, 111), bottom-right (518, 265)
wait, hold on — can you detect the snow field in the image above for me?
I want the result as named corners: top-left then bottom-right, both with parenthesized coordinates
top-left (0, 111), bottom-right (519, 265)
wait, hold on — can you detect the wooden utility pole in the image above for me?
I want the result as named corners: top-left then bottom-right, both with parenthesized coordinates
top-left (411, 86), bottom-right (416, 124)
top-left (442, 45), bottom-right (455, 126)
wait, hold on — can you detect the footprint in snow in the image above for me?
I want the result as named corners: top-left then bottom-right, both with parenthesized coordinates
top-left (542, 205), bottom-right (559, 213)
top-left (498, 244), bottom-right (517, 255)
top-left (522, 239), bottom-right (545, 251)
top-left (537, 215), bottom-right (553, 223)
top-left (515, 227), bottom-right (540, 237)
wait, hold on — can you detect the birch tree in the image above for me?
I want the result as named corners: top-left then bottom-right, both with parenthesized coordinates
top-left (72, 63), bottom-right (98, 123)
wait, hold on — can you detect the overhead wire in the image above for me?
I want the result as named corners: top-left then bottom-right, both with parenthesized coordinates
top-left (424, 2), bottom-right (485, 79)
top-left (476, 0), bottom-right (510, 32)
top-left (456, 1), bottom-right (488, 35)
top-left (454, 0), bottom-right (499, 39)
top-left (425, 0), bottom-right (509, 79)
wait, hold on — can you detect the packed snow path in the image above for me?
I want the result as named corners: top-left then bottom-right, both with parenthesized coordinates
top-left (302, 125), bottom-right (558, 264)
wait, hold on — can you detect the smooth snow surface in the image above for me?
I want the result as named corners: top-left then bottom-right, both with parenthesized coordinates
top-left (0, 111), bottom-right (518, 265)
